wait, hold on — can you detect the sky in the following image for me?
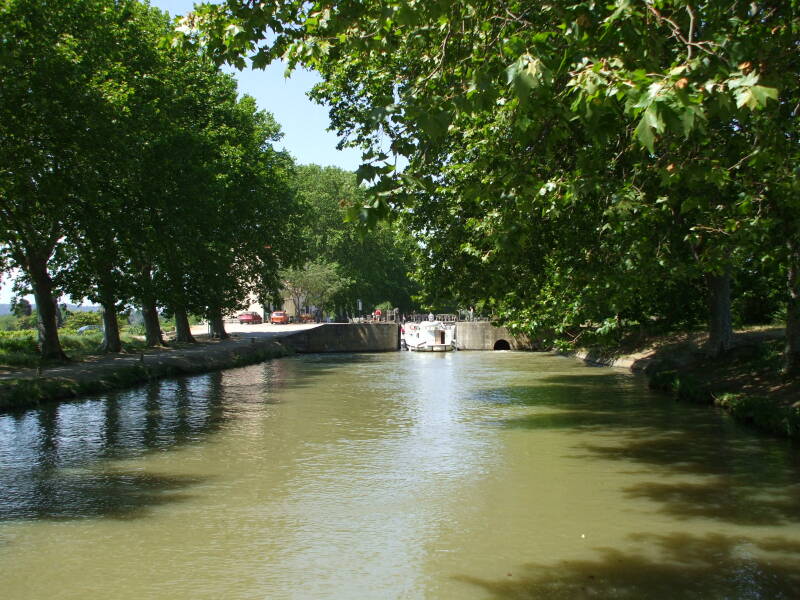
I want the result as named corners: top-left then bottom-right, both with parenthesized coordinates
top-left (0, 0), bottom-right (361, 304)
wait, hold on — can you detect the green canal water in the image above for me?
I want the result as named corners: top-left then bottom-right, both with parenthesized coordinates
top-left (1, 352), bottom-right (799, 599)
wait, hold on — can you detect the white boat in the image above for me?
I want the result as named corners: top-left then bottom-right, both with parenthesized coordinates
top-left (402, 320), bottom-right (457, 352)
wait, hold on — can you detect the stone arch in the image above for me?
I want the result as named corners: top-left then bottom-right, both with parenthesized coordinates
top-left (493, 339), bottom-right (511, 350)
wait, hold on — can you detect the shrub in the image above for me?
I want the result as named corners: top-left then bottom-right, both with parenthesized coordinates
top-left (0, 315), bottom-right (18, 331)
top-left (716, 393), bottom-right (800, 438)
top-left (63, 310), bottom-right (103, 329)
top-left (648, 368), bottom-right (710, 403)
top-left (0, 330), bottom-right (39, 367)
top-left (16, 311), bottom-right (38, 330)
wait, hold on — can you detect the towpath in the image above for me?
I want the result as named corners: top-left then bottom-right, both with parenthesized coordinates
top-left (0, 323), bottom-right (321, 383)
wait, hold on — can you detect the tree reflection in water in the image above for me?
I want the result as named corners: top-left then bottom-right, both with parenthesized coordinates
top-left (0, 372), bottom-right (226, 521)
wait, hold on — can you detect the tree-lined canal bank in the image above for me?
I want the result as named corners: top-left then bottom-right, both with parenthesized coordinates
top-left (2, 351), bottom-right (799, 598)
top-left (0, 334), bottom-right (294, 412)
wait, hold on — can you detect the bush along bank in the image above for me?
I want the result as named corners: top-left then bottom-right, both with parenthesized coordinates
top-left (648, 366), bottom-right (800, 439)
top-left (568, 329), bottom-right (798, 439)
top-left (639, 335), bottom-right (800, 439)
top-left (0, 338), bottom-right (295, 412)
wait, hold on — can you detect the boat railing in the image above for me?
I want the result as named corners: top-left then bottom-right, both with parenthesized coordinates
top-left (403, 313), bottom-right (491, 323)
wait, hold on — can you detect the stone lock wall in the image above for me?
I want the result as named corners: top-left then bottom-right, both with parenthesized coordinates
top-left (284, 323), bottom-right (400, 353)
top-left (454, 322), bottom-right (533, 351)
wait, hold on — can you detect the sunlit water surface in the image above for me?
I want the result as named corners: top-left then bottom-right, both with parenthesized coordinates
top-left (1, 352), bottom-right (799, 599)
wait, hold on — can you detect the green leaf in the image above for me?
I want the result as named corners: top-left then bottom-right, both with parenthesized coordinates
top-left (750, 85), bottom-right (778, 107)
top-left (735, 88), bottom-right (756, 109)
top-left (355, 163), bottom-right (380, 183)
top-left (506, 55), bottom-right (544, 99)
top-left (680, 107), bottom-right (695, 137)
top-left (419, 110), bottom-right (451, 140)
top-left (399, 173), bottom-right (426, 189)
top-left (250, 50), bottom-right (269, 70)
top-left (635, 116), bottom-right (655, 153)
top-left (642, 105), bottom-right (664, 133)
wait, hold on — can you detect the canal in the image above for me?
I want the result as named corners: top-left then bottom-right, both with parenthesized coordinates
top-left (1, 352), bottom-right (799, 598)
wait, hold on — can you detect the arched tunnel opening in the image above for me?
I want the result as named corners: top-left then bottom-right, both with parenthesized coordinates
top-left (493, 339), bottom-right (511, 351)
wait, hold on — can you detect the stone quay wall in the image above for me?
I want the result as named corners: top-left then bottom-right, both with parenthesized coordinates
top-left (284, 323), bottom-right (400, 353)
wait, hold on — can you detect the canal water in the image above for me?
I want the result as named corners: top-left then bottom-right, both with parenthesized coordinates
top-left (1, 352), bottom-right (799, 599)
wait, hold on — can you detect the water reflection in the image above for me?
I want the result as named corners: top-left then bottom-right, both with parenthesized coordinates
top-left (0, 352), bottom-right (799, 599)
top-left (0, 373), bottom-right (228, 520)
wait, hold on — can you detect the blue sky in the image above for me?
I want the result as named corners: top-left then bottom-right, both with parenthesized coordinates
top-left (1, 0), bottom-right (361, 304)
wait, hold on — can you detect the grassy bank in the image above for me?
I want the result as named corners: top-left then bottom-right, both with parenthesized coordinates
top-left (0, 329), bottom-right (149, 369)
top-left (0, 337), bottom-right (294, 412)
top-left (574, 328), bottom-right (799, 439)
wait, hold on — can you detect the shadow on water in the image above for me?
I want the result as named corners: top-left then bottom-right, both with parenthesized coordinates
top-left (455, 532), bottom-right (800, 599)
top-left (0, 470), bottom-right (206, 521)
top-left (471, 375), bottom-right (668, 432)
top-left (622, 478), bottom-right (800, 527)
top-left (472, 372), bottom-right (800, 530)
top-left (269, 352), bottom-right (380, 392)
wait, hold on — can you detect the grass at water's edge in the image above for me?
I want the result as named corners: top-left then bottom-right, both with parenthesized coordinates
top-left (0, 342), bottom-right (295, 412)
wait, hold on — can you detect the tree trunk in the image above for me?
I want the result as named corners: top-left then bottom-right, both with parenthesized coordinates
top-left (141, 300), bottom-right (164, 347)
top-left (54, 298), bottom-right (64, 327)
top-left (174, 306), bottom-right (196, 344)
top-left (705, 270), bottom-right (733, 358)
top-left (208, 307), bottom-right (228, 339)
top-left (28, 255), bottom-right (67, 361)
top-left (100, 300), bottom-right (122, 353)
top-left (785, 236), bottom-right (800, 376)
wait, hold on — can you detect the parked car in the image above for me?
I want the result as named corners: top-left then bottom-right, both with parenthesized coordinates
top-left (270, 311), bottom-right (289, 324)
top-left (299, 313), bottom-right (316, 323)
top-left (238, 312), bottom-right (263, 325)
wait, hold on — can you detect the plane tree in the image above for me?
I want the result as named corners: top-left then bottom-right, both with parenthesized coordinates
top-left (291, 164), bottom-right (418, 316)
top-left (195, 97), bottom-right (301, 339)
top-left (55, 0), bottom-right (177, 351)
top-left (184, 0), bottom-right (797, 362)
top-left (2, 0), bottom-right (301, 356)
top-left (0, 0), bottom-right (171, 359)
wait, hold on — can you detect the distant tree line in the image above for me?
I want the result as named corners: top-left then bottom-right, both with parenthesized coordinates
top-left (284, 164), bottom-right (418, 320)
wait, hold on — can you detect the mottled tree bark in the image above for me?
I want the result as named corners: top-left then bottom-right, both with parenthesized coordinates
top-left (138, 266), bottom-right (163, 347)
top-left (27, 255), bottom-right (67, 361)
top-left (53, 298), bottom-right (64, 327)
top-left (100, 300), bottom-right (122, 353)
top-left (141, 300), bottom-right (164, 347)
top-left (173, 306), bottom-right (196, 344)
top-left (705, 270), bottom-right (733, 358)
top-left (208, 307), bottom-right (228, 339)
top-left (785, 236), bottom-right (800, 375)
